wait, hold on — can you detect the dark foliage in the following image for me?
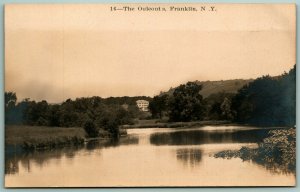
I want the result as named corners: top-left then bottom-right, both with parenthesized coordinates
top-left (5, 65), bottom-right (295, 128)
top-left (204, 92), bottom-right (235, 120)
top-left (168, 82), bottom-right (205, 122)
top-left (5, 95), bottom-right (149, 126)
top-left (149, 94), bottom-right (169, 118)
top-left (5, 92), bottom-right (19, 124)
top-left (5, 92), bottom-right (17, 109)
top-left (214, 128), bottom-right (296, 174)
top-left (102, 96), bottom-right (151, 105)
top-left (83, 120), bottom-right (98, 138)
top-left (231, 65), bottom-right (296, 126)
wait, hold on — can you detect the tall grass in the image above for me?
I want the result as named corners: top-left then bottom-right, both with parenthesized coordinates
top-left (5, 125), bottom-right (86, 151)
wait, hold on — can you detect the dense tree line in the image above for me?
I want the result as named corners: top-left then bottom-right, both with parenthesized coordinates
top-left (149, 82), bottom-right (234, 122)
top-left (5, 95), bottom-right (150, 136)
top-left (231, 65), bottom-right (296, 126)
top-left (5, 65), bottom-right (296, 128)
top-left (149, 65), bottom-right (296, 126)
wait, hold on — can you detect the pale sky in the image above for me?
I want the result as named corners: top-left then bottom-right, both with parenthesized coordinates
top-left (5, 4), bottom-right (296, 103)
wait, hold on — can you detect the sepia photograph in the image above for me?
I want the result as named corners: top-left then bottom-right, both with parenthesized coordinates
top-left (4, 3), bottom-right (296, 187)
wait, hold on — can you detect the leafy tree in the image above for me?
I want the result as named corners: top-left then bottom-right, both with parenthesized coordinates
top-left (48, 104), bottom-right (61, 127)
top-left (104, 117), bottom-right (120, 138)
top-left (149, 95), bottom-right (169, 119)
top-left (59, 99), bottom-right (80, 127)
top-left (168, 82), bottom-right (205, 122)
top-left (5, 92), bottom-right (17, 109)
top-left (204, 92), bottom-right (235, 120)
top-left (97, 109), bottom-right (120, 138)
top-left (220, 97), bottom-right (234, 120)
top-left (35, 101), bottom-right (50, 126)
top-left (23, 100), bottom-right (50, 126)
top-left (5, 92), bottom-right (17, 124)
top-left (84, 120), bottom-right (99, 138)
top-left (115, 107), bottom-right (133, 125)
top-left (127, 105), bottom-right (140, 120)
top-left (5, 92), bottom-right (26, 124)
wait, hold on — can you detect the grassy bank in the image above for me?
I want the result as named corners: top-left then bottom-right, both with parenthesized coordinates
top-left (6, 125), bottom-right (85, 145)
top-left (6, 125), bottom-right (128, 152)
top-left (122, 120), bottom-right (233, 129)
top-left (214, 128), bottom-right (296, 174)
top-left (6, 125), bottom-right (86, 151)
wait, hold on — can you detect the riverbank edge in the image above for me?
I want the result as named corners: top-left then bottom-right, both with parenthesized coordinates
top-left (5, 122), bottom-right (291, 153)
top-left (121, 120), bottom-right (290, 129)
top-left (5, 126), bottom-right (128, 153)
top-left (122, 120), bottom-right (235, 129)
top-left (5, 134), bottom-right (129, 154)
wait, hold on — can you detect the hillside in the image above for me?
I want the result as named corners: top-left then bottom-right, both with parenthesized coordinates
top-left (162, 79), bottom-right (254, 98)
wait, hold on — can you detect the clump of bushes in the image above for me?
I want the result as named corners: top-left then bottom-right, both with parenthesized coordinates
top-left (214, 128), bottom-right (296, 174)
top-left (258, 128), bottom-right (296, 172)
top-left (103, 119), bottom-right (119, 138)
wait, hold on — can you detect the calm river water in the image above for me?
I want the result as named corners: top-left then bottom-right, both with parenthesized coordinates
top-left (5, 126), bottom-right (295, 187)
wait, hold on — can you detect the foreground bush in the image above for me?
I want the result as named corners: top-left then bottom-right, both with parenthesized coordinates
top-left (214, 128), bottom-right (296, 174)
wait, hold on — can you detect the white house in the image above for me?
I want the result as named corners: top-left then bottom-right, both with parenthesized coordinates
top-left (136, 100), bottom-right (149, 112)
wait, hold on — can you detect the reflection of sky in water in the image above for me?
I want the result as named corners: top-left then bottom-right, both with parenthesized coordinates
top-left (5, 126), bottom-right (295, 187)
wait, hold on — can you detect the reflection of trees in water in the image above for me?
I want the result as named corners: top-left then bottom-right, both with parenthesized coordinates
top-left (251, 154), bottom-right (295, 175)
top-left (5, 154), bottom-right (19, 174)
top-left (150, 129), bottom-right (270, 146)
top-left (5, 147), bottom-right (84, 174)
top-left (176, 148), bottom-right (203, 167)
top-left (86, 136), bottom-right (139, 150)
top-left (119, 136), bottom-right (139, 145)
top-left (5, 146), bottom-right (84, 174)
top-left (5, 136), bottom-right (139, 174)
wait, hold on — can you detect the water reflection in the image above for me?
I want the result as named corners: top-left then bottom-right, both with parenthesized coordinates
top-left (5, 127), bottom-right (295, 187)
top-left (252, 155), bottom-right (296, 175)
top-left (5, 154), bottom-right (19, 175)
top-left (5, 146), bottom-right (84, 174)
top-left (5, 136), bottom-right (139, 175)
top-left (176, 148), bottom-right (203, 167)
top-left (150, 129), bottom-right (270, 146)
top-left (86, 136), bottom-right (139, 150)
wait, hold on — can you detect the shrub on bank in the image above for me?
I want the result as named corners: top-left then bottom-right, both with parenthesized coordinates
top-left (84, 120), bottom-right (99, 138)
top-left (214, 128), bottom-right (296, 174)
